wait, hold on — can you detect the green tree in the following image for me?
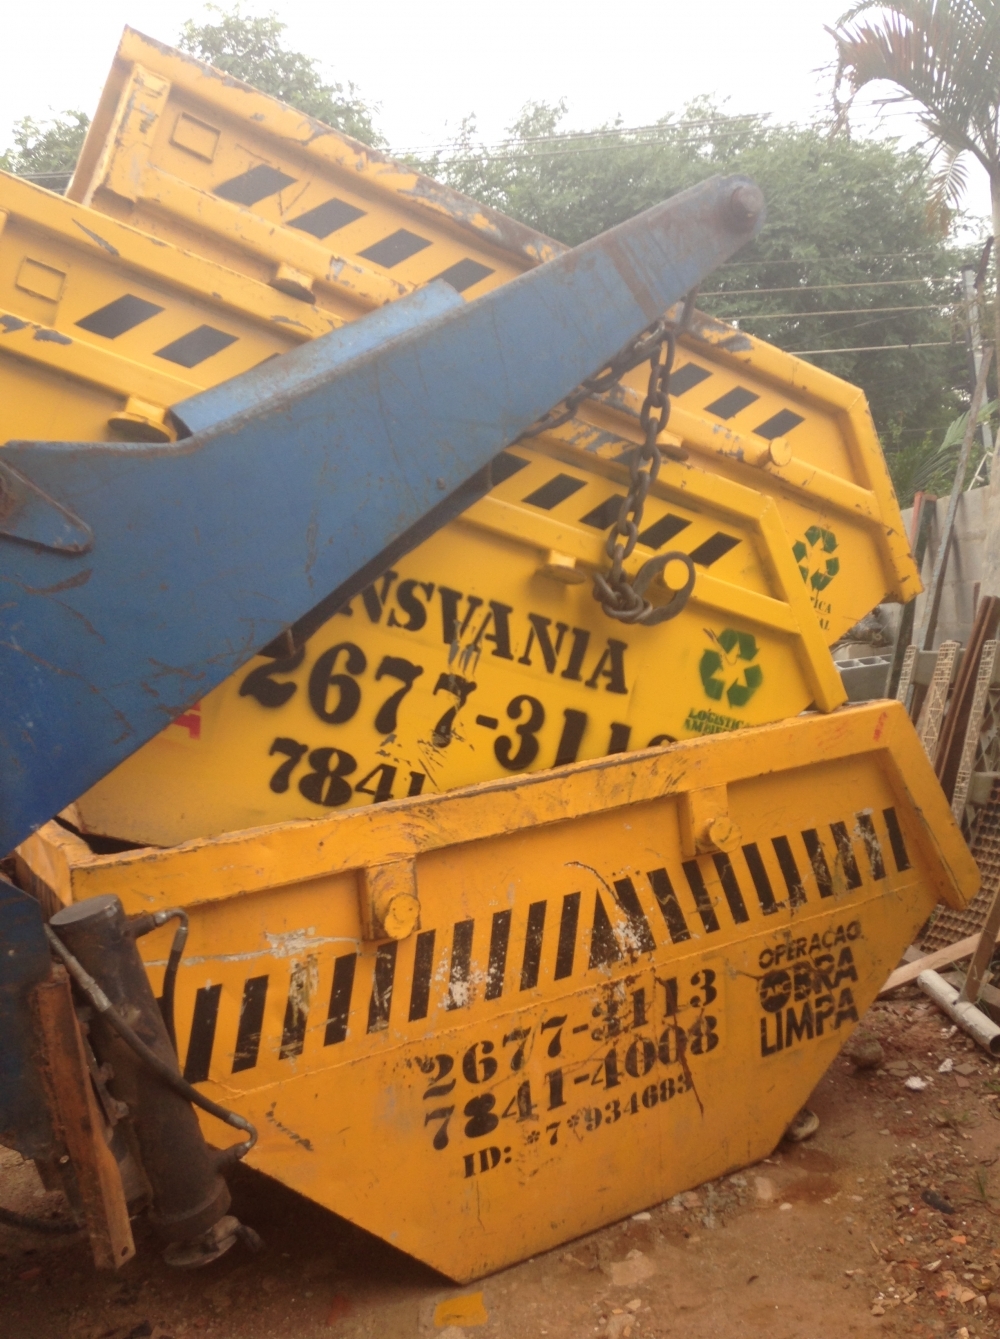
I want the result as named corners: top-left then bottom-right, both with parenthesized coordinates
top-left (433, 100), bottom-right (975, 483)
top-left (178, 5), bottom-right (383, 147)
top-left (0, 111), bottom-right (90, 184)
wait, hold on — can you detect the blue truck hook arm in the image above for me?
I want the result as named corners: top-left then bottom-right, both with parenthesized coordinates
top-left (0, 175), bottom-right (764, 855)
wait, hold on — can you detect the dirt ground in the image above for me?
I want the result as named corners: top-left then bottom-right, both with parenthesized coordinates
top-left (5, 988), bottom-right (1000, 1339)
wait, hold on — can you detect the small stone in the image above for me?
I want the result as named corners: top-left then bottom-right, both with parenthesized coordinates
top-left (955, 1062), bottom-right (977, 1076)
top-left (626, 1300), bottom-right (642, 1313)
top-left (779, 1202), bottom-right (793, 1211)
top-left (754, 1177), bottom-right (775, 1203)
top-left (938, 1058), bottom-right (954, 1074)
top-left (630, 1212), bottom-right (651, 1222)
top-left (905, 1076), bottom-right (930, 1091)
top-left (988, 1291), bottom-right (1000, 1312)
top-left (844, 1029), bottom-right (884, 1070)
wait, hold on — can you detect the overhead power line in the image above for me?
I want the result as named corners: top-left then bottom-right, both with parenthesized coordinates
top-left (716, 304), bottom-right (945, 320)
top-left (702, 276), bottom-right (957, 296)
top-left (798, 341), bottom-right (954, 354)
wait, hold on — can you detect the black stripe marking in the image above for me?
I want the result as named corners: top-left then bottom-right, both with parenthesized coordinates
top-left (647, 868), bottom-right (691, 943)
top-left (408, 930), bottom-right (436, 1021)
top-left (231, 975), bottom-right (268, 1073)
top-left (523, 473), bottom-right (586, 510)
top-left (155, 325), bottom-right (238, 368)
top-left (580, 495), bottom-right (626, 530)
top-left (279, 961), bottom-right (313, 1059)
top-left (740, 845), bottom-right (779, 915)
top-left (366, 942), bottom-right (398, 1032)
top-left (435, 258), bottom-right (495, 292)
top-left (638, 513), bottom-right (691, 550)
top-left (802, 829), bottom-right (834, 897)
top-left (772, 836), bottom-right (807, 907)
top-left (589, 892), bottom-right (624, 968)
top-left (288, 197), bottom-right (365, 238)
top-left (555, 893), bottom-right (581, 980)
top-left (445, 919), bottom-right (475, 1010)
top-left (215, 164), bottom-right (297, 205)
top-left (856, 813), bottom-right (886, 880)
top-left (705, 386), bottom-right (760, 419)
top-left (183, 984), bottom-right (222, 1083)
top-left (830, 821), bottom-right (863, 889)
top-left (682, 861), bottom-right (720, 933)
top-left (688, 532), bottom-right (740, 567)
top-left (359, 228), bottom-right (432, 268)
top-left (753, 408), bottom-right (804, 440)
top-left (612, 877), bottom-right (657, 953)
top-left (485, 910), bottom-right (512, 1000)
top-left (520, 902), bottom-right (547, 990)
top-left (490, 450), bottom-right (530, 485)
top-left (712, 854), bottom-right (751, 923)
top-left (669, 363), bottom-right (712, 396)
top-left (76, 294), bottom-right (163, 339)
top-left (607, 723), bottom-right (631, 754)
top-left (325, 953), bottom-right (357, 1045)
top-left (883, 807), bottom-right (911, 872)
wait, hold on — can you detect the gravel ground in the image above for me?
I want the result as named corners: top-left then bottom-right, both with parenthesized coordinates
top-left (4, 989), bottom-right (1000, 1339)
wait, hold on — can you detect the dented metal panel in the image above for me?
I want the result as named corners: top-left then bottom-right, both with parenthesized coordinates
top-left (17, 703), bottom-right (978, 1279)
top-left (68, 26), bottom-right (919, 638)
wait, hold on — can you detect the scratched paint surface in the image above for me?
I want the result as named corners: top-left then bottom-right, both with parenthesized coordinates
top-left (22, 705), bottom-right (977, 1280)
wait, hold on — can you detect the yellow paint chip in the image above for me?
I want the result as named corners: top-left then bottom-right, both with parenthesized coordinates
top-left (434, 1292), bottom-right (488, 1327)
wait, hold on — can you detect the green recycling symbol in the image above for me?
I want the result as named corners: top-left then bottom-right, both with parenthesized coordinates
top-left (699, 629), bottom-right (763, 709)
top-left (793, 526), bottom-right (840, 592)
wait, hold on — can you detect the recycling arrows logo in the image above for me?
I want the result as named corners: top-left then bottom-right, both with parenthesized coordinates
top-left (699, 629), bottom-right (763, 709)
top-left (793, 526), bottom-right (840, 592)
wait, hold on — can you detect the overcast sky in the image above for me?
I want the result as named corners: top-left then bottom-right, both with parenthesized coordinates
top-left (1, 0), bottom-right (992, 220)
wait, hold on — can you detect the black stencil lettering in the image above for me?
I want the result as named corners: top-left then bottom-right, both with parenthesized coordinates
top-left (647, 868), bottom-right (691, 943)
top-left (561, 627), bottom-right (590, 682)
top-left (387, 579), bottom-right (435, 632)
top-left (299, 747), bottom-right (357, 807)
top-left (373, 656), bottom-right (423, 733)
top-left (280, 958), bottom-right (316, 1059)
top-left (324, 953), bottom-right (357, 1045)
top-left (802, 829), bottom-right (835, 897)
top-left (682, 861), bottom-right (721, 933)
top-left (445, 919), bottom-right (475, 1010)
top-left (408, 931), bottom-right (436, 1022)
top-left (554, 708), bottom-right (587, 766)
top-left (712, 853), bottom-right (751, 923)
top-left (830, 822), bottom-right (863, 889)
top-left (495, 694), bottom-right (545, 770)
top-left (232, 976), bottom-right (268, 1073)
top-left (470, 602), bottom-right (515, 660)
top-left (856, 812), bottom-right (886, 880)
top-left (607, 722), bottom-right (631, 754)
top-left (268, 737), bottom-right (308, 793)
top-left (584, 640), bottom-right (629, 694)
top-left (240, 647), bottom-right (304, 707)
top-left (772, 835), bottom-right (807, 907)
top-left (882, 807), bottom-right (912, 872)
top-left (307, 642), bottom-right (365, 724)
top-left (431, 673), bottom-right (478, 746)
top-left (367, 943), bottom-right (398, 1032)
top-left (518, 613), bottom-right (569, 673)
top-left (360, 571), bottom-right (398, 623)
top-left (520, 901), bottom-right (547, 990)
top-left (554, 893), bottom-right (581, 979)
top-left (588, 893), bottom-right (624, 968)
top-left (438, 587), bottom-right (483, 645)
top-left (485, 910), bottom-right (511, 1000)
top-left (612, 877), bottom-right (657, 953)
top-left (740, 844), bottom-right (779, 915)
top-left (183, 984), bottom-right (222, 1083)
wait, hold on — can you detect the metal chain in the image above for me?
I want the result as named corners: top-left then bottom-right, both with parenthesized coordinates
top-left (521, 296), bottom-right (699, 627)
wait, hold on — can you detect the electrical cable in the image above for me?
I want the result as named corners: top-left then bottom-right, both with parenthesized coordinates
top-left (44, 925), bottom-right (256, 1167)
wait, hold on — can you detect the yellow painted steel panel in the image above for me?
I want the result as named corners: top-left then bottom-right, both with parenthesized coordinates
top-left (73, 440), bottom-right (847, 845)
top-left (69, 26), bottom-right (919, 638)
top-left (18, 704), bottom-right (977, 1280)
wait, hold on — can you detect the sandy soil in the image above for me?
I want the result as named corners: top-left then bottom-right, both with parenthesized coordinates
top-left (4, 989), bottom-right (1000, 1339)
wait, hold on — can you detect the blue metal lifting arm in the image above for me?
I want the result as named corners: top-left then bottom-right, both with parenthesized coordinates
top-left (0, 175), bottom-right (764, 855)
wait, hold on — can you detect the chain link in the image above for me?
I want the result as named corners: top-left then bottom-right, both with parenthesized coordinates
top-left (520, 296), bottom-right (699, 627)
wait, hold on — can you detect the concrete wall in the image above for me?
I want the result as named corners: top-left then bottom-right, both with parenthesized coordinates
top-left (888, 485), bottom-right (989, 649)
